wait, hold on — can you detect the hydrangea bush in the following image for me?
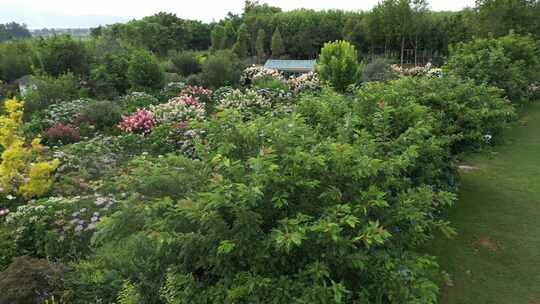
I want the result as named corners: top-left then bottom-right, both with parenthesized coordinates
top-left (118, 109), bottom-right (156, 135)
top-left (150, 95), bottom-right (206, 125)
top-left (240, 65), bottom-right (285, 86)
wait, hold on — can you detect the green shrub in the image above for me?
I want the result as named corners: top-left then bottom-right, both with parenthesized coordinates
top-left (353, 76), bottom-right (516, 153)
top-left (90, 53), bottom-right (130, 98)
top-left (78, 100), bottom-right (122, 131)
top-left (0, 256), bottom-right (64, 304)
top-left (171, 51), bottom-right (202, 77)
top-left (35, 35), bottom-right (90, 77)
top-left (202, 50), bottom-right (243, 88)
top-left (67, 104), bottom-right (457, 303)
top-left (127, 50), bottom-right (165, 91)
top-left (119, 91), bottom-right (160, 114)
top-left (0, 40), bottom-right (35, 82)
top-left (446, 33), bottom-right (540, 103)
top-left (24, 73), bottom-right (81, 117)
top-left (317, 40), bottom-right (363, 92)
top-left (362, 58), bottom-right (396, 82)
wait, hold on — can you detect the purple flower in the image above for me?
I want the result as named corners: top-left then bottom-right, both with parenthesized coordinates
top-left (75, 225), bottom-right (84, 232)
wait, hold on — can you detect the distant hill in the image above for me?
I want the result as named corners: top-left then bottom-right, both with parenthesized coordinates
top-left (0, 5), bottom-right (127, 29)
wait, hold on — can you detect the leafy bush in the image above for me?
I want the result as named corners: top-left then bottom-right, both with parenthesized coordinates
top-left (2, 195), bottom-right (116, 260)
top-left (171, 51), bottom-right (202, 77)
top-left (119, 92), bottom-right (160, 114)
top-left (446, 33), bottom-right (540, 102)
top-left (362, 58), bottom-right (396, 82)
top-left (0, 256), bottom-right (64, 304)
top-left (317, 40), bottom-right (363, 92)
top-left (90, 53), bottom-right (130, 98)
top-left (44, 123), bottom-right (81, 146)
top-left (34, 35), bottom-right (90, 77)
top-left (127, 50), bottom-right (165, 91)
top-left (78, 100), bottom-right (122, 131)
top-left (353, 76), bottom-right (516, 153)
top-left (0, 40), bottom-right (34, 82)
top-left (0, 99), bottom-right (60, 199)
top-left (66, 96), bottom-right (462, 302)
top-left (202, 50), bottom-right (243, 88)
top-left (24, 73), bottom-right (81, 117)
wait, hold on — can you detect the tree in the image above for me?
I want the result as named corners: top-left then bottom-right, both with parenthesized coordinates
top-left (127, 50), bottom-right (164, 91)
top-left (0, 22), bottom-right (31, 42)
top-left (224, 21), bottom-right (237, 48)
top-left (202, 50), bottom-right (243, 88)
top-left (233, 23), bottom-right (250, 58)
top-left (475, 0), bottom-right (537, 37)
top-left (35, 35), bottom-right (90, 77)
top-left (317, 40), bottom-right (362, 92)
top-left (271, 28), bottom-right (285, 58)
top-left (255, 29), bottom-right (266, 63)
top-left (211, 25), bottom-right (227, 50)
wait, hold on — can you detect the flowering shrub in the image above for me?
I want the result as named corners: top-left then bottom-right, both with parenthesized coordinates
top-left (38, 99), bottom-right (89, 127)
top-left (287, 72), bottom-right (322, 93)
top-left (160, 82), bottom-right (187, 99)
top-left (217, 88), bottom-right (272, 114)
top-left (2, 195), bottom-right (117, 260)
top-left (118, 109), bottom-right (156, 135)
top-left (150, 95), bottom-right (206, 125)
top-left (390, 64), bottom-right (426, 77)
top-left (0, 99), bottom-right (60, 198)
top-left (45, 123), bottom-right (81, 145)
top-left (143, 123), bottom-right (202, 158)
top-left (119, 91), bottom-right (160, 115)
top-left (180, 85), bottom-right (213, 103)
top-left (240, 65), bottom-right (284, 86)
top-left (426, 68), bottom-right (443, 78)
top-left (212, 86), bottom-right (235, 103)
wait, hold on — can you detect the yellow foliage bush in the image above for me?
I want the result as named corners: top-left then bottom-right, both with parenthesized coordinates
top-left (0, 98), bottom-right (60, 198)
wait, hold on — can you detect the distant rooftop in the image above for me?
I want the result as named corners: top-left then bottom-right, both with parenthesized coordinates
top-left (264, 59), bottom-right (317, 73)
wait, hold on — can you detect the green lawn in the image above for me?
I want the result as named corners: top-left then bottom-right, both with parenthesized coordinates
top-left (426, 102), bottom-right (540, 304)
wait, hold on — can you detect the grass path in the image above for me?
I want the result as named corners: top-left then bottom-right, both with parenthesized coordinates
top-left (426, 102), bottom-right (540, 304)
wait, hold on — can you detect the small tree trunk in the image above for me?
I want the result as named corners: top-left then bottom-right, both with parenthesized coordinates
top-left (400, 37), bottom-right (405, 66)
top-left (414, 37), bottom-right (418, 66)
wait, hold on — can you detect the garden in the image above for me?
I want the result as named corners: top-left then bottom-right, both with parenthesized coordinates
top-left (0, 1), bottom-right (540, 303)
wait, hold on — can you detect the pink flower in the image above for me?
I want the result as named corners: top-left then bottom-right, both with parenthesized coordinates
top-left (118, 109), bottom-right (156, 134)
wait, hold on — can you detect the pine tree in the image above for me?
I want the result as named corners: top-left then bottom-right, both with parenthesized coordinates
top-left (255, 29), bottom-right (266, 63)
top-left (233, 23), bottom-right (250, 58)
top-left (271, 28), bottom-right (285, 59)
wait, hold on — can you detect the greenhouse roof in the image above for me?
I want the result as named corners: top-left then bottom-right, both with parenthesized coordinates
top-left (264, 59), bottom-right (317, 73)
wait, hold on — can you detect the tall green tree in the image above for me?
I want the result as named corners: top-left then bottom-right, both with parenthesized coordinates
top-left (475, 0), bottom-right (537, 37)
top-left (233, 23), bottom-right (250, 58)
top-left (211, 25), bottom-right (227, 50)
top-left (271, 28), bottom-right (285, 58)
top-left (224, 21), bottom-right (237, 48)
top-left (317, 40), bottom-right (362, 92)
top-left (255, 29), bottom-right (266, 63)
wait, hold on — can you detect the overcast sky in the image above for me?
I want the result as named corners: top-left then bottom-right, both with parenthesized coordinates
top-left (1, 0), bottom-right (476, 28)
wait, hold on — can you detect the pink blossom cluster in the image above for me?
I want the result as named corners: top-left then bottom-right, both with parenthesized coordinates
top-left (180, 86), bottom-right (213, 102)
top-left (118, 109), bottom-right (156, 134)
